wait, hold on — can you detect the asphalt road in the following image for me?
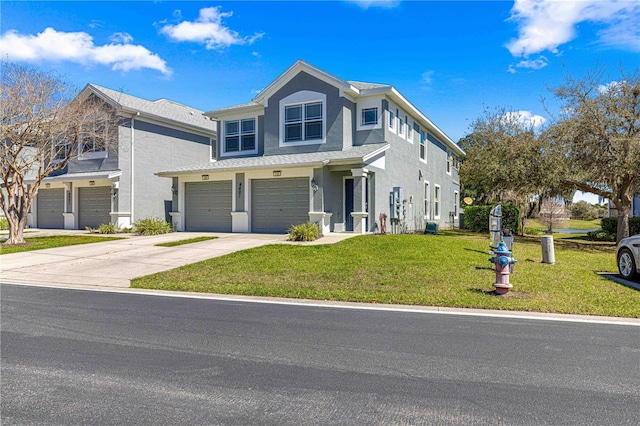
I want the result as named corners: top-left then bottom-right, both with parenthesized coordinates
top-left (2, 284), bottom-right (639, 425)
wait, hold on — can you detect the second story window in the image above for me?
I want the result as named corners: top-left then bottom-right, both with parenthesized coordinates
top-left (225, 118), bottom-right (256, 153)
top-left (284, 101), bottom-right (323, 142)
top-left (362, 107), bottom-right (378, 125)
top-left (388, 110), bottom-right (395, 131)
top-left (79, 115), bottom-right (109, 160)
top-left (419, 131), bottom-right (426, 161)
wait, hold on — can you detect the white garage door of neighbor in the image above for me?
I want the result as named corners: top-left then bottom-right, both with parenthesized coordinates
top-left (185, 181), bottom-right (232, 232)
top-left (37, 188), bottom-right (64, 229)
top-left (78, 186), bottom-right (111, 229)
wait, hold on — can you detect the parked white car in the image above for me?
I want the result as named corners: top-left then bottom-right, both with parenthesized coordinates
top-left (617, 234), bottom-right (640, 280)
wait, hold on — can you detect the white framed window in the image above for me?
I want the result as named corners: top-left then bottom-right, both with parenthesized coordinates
top-left (434, 184), bottom-right (441, 219)
top-left (419, 131), bottom-right (427, 162)
top-left (446, 150), bottom-right (452, 175)
top-left (388, 109), bottom-right (395, 133)
top-left (406, 117), bottom-right (413, 142)
top-left (79, 116), bottom-right (108, 160)
top-left (279, 91), bottom-right (326, 146)
top-left (222, 117), bottom-right (257, 156)
top-left (284, 101), bottom-right (322, 142)
top-left (361, 107), bottom-right (378, 126)
top-left (424, 181), bottom-right (430, 220)
top-left (398, 116), bottom-right (404, 138)
top-left (454, 190), bottom-right (459, 218)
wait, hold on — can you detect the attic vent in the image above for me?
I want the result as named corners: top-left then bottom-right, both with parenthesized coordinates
top-left (189, 111), bottom-right (194, 115)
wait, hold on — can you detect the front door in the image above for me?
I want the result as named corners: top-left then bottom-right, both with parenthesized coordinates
top-left (344, 177), bottom-right (369, 232)
top-left (345, 179), bottom-right (354, 231)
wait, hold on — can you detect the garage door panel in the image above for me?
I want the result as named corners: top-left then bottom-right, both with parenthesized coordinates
top-left (185, 181), bottom-right (232, 232)
top-left (37, 188), bottom-right (64, 229)
top-left (78, 187), bottom-right (112, 229)
top-left (251, 178), bottom-right (309, 233)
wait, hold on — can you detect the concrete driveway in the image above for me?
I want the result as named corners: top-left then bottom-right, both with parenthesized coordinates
top-left (0, 231), bottom-right (356, 288)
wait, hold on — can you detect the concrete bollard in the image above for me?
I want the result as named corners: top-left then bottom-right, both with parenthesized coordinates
top-left (541, 235), bottom-right (555, 264)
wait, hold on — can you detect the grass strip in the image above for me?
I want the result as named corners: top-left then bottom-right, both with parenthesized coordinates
top-left (0, 235), bottom-right (123, 254)
top-left (155, 236), bottom-right (218, 247)
top-left (132, 232), bottom-right (639, 318)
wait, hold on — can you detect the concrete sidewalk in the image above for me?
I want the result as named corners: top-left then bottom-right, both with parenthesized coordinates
top-left (1, 230), bottom-right (357, 288)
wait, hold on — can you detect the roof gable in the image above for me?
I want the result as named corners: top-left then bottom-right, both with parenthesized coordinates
top-left (79, 84), bottom-right (215, 133)
top-left (252, 60), bottom-right (361, 105)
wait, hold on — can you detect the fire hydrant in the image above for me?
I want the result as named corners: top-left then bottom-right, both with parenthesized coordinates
top-left (489, 242), bottom-right (516, 295)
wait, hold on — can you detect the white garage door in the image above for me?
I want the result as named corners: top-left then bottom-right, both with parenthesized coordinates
top-left (251, 178), bottom-right (310, 233)
top-left (78, 187), bottom-right (111, 229)
top-left (37, 188), bottom-right (64, 229)
top-left (185, 181), bottom-right (232, 232)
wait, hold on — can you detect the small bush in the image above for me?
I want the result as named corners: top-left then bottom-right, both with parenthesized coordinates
top-left (287, 222), bottom-right (320, 242)
top-left (98, 222), bottom-right (118, 234)
top-left (85, 226), bottom-right (96, 233)
top-left (587, 229), bottom-right (615, 242)
top-left (0, 217), bottom-right (9, 230)
top-left (462, 204), bottom-right (521, 234)
top-left (133, 217), bottom-right (173, 236)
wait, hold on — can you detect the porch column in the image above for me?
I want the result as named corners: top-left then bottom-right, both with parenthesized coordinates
top-left (308, 168), bottom-right (331, 234)
top-left (62, 182), bottom-right (75, 229)
top-left (350, 168), bottom-right (368, 234)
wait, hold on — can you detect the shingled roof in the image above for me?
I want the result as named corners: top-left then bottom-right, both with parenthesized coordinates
top-left (157, 143), bottom-right (389, 176)
top-left (86, 84), bottom-right (216, 133)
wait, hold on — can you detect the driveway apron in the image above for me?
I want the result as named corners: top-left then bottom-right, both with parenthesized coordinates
top-left (0, 233), bottom-right (287, 288)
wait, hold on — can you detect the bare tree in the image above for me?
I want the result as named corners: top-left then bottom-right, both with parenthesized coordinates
top-left (1, 63), bottom-right (114, 244)
top-left (538, 197), bottom-right (569, 233)
top-left (547, 67), bottom-right (640, 242)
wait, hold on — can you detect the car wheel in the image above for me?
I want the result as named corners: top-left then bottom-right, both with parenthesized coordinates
top-left (617, 248), bottom-right (637, 280)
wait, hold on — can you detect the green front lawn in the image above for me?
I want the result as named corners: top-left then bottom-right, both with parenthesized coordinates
top-left (132, 232), bottom-right (639, 318)
top-left (155, 236), bottom-right (218, 247)
top-left (0, 235), bottom-right (123, 254)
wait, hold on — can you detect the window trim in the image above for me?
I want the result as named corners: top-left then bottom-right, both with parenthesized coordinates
top-left (221, 116), bottom-right (258, 157)
top-left (388, 109), bottom-right (395, 133)
top-left (279, 91), bottom-right (326, 147)
top-left (419, 130), bottom-right (427, 163)
top-left (424, 180), bottom-right (431, 220)
top-left (406, 116), bottom-right (413, 143)
top-left (434, 184), bottom-right (441, 220)
top-left (446, 150), bottom-right (452, 175)
top-left (361, 107), bottom-right (378, 126)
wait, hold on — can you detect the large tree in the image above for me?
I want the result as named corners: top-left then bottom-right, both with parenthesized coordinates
top-left (459, 107), bottom-right (562, 234)
top-left (547, 68), bottom-right (640, 242)
top-left (1, 63), bottom-right (113, 244)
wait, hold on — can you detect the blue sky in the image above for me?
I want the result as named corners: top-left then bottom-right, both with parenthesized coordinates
top-left (2, 0), bottom-right (638, 152)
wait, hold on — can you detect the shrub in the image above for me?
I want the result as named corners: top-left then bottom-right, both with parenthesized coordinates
top-left (133, 217), bottom-right (173, 236)
top-left (98, 222), bottom-right (118, 234)
top-left (587, 229), bottom-right (615, 242)
top-left (0, 217), bottom-right (8, 230)
top-left (462, 204), bottom-right (520, 234)
top-left (601, 217), bottom-right (640, 236)
top-left (287, 222), bottom-right (320, 242)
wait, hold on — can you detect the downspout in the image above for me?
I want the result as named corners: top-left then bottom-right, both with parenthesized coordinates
top-left (131, 113), bottom-right (138, 223)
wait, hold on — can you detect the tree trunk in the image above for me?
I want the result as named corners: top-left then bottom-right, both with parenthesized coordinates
top-left (615, 199), bottom-right (631, 243)
top-left (6, 212), bottom-right (27, 245)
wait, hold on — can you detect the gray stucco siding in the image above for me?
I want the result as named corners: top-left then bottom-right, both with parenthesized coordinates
top-left (132, 118), bottom-right (212, 221)
top-left (263, 71), bottom-right (349, 155)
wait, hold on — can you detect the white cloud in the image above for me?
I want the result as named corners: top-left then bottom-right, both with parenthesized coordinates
top-left (109, 32), bottom-right (133, 44)
top-left (160, 6), bottom-right (264, 50)
top-left (0, 27), bottom-right (171, 75)
top-left (506, 0), bottom-right (640, 57)
top-left (421, 70), bottom-right (435, 85)
top-left (508, 56), bottom-right (548, 73)
top-left (347, 0), bottom-right (401, 9)
top-left (502, 110), bottom-right (547, 127)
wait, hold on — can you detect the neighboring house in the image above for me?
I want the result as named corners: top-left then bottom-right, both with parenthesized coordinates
top-left (159, 60), bottom-right (464, 234)
top-left (28, 84), bottom-right (215, 230)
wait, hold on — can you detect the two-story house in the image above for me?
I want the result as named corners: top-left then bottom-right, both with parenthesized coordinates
top-left (29, 84), bottom-right (215, 230)
top-left (159, 60), bottom-right (464, 234)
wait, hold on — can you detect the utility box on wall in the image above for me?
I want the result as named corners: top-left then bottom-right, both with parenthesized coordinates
top-left (389, 187), bottom-right (404, 220)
